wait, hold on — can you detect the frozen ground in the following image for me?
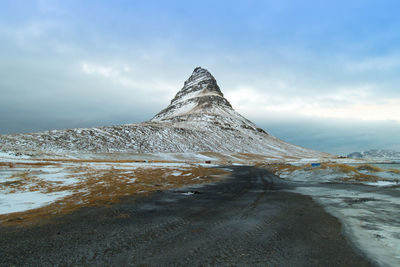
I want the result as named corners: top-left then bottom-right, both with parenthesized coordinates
top-left (273, 162), bottom-right (400, 185)
top-left (0, 191), bottom-right (71, 215)
top-left (2, 151), bottom-right (399, 265)
top-left (271, 162), bottom-right (400, 267)
top-left (0, 152), bottom-right (228, 218)
top-left (0, 166), bottom-right (371, 266)
top-left (293, 185), bottom-right (400, 267)
top-left (2, 152), bottom-right (397, 217)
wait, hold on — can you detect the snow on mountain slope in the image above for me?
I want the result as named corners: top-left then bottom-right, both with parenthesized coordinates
top-left (348, 149), bottom-right (400, 161)
top-left (0, 67), bottom-right (330, 159)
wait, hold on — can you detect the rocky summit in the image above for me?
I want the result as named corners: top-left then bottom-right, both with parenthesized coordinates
top-left (152, 67), bottom-right (233, 122)
top-left (0, 67), bottom-right (329, 159)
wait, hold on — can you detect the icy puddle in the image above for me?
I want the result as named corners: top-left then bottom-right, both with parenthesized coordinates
top-left (293, 185), bottom-right (400, 267)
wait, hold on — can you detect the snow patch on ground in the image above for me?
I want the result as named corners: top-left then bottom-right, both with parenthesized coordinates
top-left (365, 181), bottom-right (399, 187)
top-left (0, 151), bottom-right (31, 161)
top-left (278, 162), bottom-right (400, 267)
top-left (0, 154), bottom-right (224, 216)
top-left (293, 186), bottom-right (400, 267)
top-left (279, 168), bottom-right (351, 183)
top-left (0, 191), bottom-right (71, 215)
top-left (276, 163), bottom-right (400, 186)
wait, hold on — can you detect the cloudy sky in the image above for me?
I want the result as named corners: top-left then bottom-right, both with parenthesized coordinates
top-left (1, 0), bottom-right (399, 154)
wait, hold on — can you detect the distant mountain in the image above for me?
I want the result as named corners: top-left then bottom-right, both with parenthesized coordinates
top-left (348, 149), bottom-right (400, 160)
top-left (0, 67), bottom-right (329, 159)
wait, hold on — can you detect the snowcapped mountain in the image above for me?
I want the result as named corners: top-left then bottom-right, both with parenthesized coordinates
top-left (348, 149), bottom-right (400, 161)
top-left (0, 67), bottom-right (329, 159)
top-left (151, 67), bottom-right (265, 136)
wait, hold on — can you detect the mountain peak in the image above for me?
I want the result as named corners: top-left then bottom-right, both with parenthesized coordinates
top-left (174, 66), bottom-right (226, 105)
top-left (186, 67), bottom-right (214, 85)
top-left (0, 66), bottom-right (329, 158)
top-left (151, 67), bottom-right (233, 122)
top-left (193, 66), bottom-right (210, 75)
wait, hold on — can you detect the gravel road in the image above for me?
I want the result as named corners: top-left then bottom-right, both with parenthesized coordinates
top-left (0, 166), bottom-right (372, 266)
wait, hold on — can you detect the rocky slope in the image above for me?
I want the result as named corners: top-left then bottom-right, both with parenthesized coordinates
top-left (0, 67), bottom-right (329, 159)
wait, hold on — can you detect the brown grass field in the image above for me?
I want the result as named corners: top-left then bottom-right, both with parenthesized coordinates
top-left (261, 162), bottom-right (391, 182)
top-left (0, 160), bottom-right (229, 226)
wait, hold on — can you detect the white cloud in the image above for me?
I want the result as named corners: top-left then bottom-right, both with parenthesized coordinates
top-left (80, 61), bottom-right (179, 97)
top-left (81, 63), bottom-right (118, 78)
top-left (226, 83), bottom-right (400, 123)
top-left (300, 98), bottom-right (400, 122)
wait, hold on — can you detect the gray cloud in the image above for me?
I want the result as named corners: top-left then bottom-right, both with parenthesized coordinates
top-left (255, 117), bottom-right (400, 155)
